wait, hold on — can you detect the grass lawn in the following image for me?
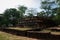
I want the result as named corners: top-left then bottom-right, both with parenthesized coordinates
top-left (0, 31), bottom-right (38, 40)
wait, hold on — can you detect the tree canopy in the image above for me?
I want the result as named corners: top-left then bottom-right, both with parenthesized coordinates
top-left (3, 8), bottom-right (20, 26)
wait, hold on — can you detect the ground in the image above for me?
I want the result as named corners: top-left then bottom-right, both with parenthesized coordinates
top-left (0, 26), bottom-right (60, 40)
top-left (0, 31), bottom-right (38, 40)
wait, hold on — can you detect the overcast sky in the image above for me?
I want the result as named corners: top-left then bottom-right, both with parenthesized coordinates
top-left (0, 0), bottom-right (41, 13)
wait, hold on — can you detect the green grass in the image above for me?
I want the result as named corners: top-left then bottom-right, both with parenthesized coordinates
top-left (0, 31), bottom-right (11, 40)
top-left (0, 35), bottom-right (9, 40)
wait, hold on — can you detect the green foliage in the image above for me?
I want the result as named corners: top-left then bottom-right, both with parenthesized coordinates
top-left (18, 6), bottom-right (27, 18)
top-left (41, 0), bottom-right (56, 17)
top-left (28, 13), bottom-right (33, 17)
top-left (51, 0), bottom-right (60, 24)
top-left (0, 6), bottom-right (28, 27)
top-left (41, 0), bottom-right (60, 25)
top-left (0, 16), bottom-right (4, 26)
top-left (37, 11), bottom-right (45, 17)
top-left (55, 0), bottom-right (60, 5)
top-left (3, 8), bottom-right (20, 26)
top-left (27, 8), bottom-right (37, 17)
top-left (18, 6), bottom-right (27, 13)
top-left (53, 7), bottom-right (60, 24)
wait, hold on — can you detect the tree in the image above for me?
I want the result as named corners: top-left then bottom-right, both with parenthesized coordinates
top-left (0, 15), bottom-right (4, 27)
top-left (52, 0), bottom-right (60, 24)
top-left (3, 8), bottom-right (20, 26)
top-left (18, 6), bottom-right (27, 19)
top-left (37, 11), bottom-right (45, 17)
top-left (27, 8), bottom-right (37, 17)
top-left (41, 0), bottom-right (56, 18)
top-left (40, 0), bottom-right (59, 26)
top-left (55, 0), bottom-right (60, 6)
top-left (40, 0), bottom-right (60, 23)
top-left (28, 13), bottom-right (34, 17)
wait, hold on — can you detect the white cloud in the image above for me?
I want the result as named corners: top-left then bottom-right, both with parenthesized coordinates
top-left (0, 0), bottom-right (40, 13)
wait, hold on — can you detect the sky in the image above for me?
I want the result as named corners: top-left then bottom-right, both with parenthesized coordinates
top-left (0, 0), bottom-right (41, 13)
